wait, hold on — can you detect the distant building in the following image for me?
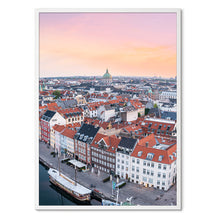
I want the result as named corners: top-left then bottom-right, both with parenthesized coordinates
top-left (101, 69), bottom-right (112, 85)
top-left (56, 99), bottom-right (77, 109)
top-left (141, 118), bottom-right (176, 137)
top-left (97, 105), bottom-right (115, 122)
top-left (120, 106), bottom-right (138, 122)
top-left (161, 111), bottom-right (177, 121)
top-left (58, 107), bottom-right (84, 125)
top-left (75, 95), bottom-right (87, 106)
top-left (159, 91), bottom-right (177, 101)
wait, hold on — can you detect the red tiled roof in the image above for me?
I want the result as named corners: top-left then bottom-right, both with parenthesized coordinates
top-left (61, 128), bottom-right (77, 139)
top-left (53, 124), bottom-right (65, 132)
top-left (131, 134), bottom-right (177, 164)
top-left (91, 133), bottom-right (120, 153)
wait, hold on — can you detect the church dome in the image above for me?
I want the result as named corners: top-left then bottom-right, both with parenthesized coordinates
top-left (103, 69), bottom-right (112, 79)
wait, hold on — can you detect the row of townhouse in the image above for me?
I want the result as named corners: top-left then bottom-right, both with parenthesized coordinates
top-left (40, 109), bottom-right (83, 145)
top-left (50, 124), bottom-right (77, 155)
top-left (40, 110), bottom-right (177, 191)
top-left (116, 134), bottom-right (177, 191)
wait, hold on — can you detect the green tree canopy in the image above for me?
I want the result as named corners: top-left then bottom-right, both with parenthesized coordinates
top-left (53, 90), bottom-right (61, 99)
top-left (145, 108), bottom-right (150, 115)
top-left (153, 103), bottom-right (158, 108)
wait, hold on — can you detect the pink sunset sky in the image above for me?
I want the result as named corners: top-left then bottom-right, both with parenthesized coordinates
top-left (39, 12), bottom-right (177, 78)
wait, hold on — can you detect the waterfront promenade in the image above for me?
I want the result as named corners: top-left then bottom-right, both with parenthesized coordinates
top-left (39, 141), bottom-right (177, 206)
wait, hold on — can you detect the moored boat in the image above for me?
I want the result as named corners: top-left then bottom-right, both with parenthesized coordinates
top-left (48, 168), bottom-right (91, 202)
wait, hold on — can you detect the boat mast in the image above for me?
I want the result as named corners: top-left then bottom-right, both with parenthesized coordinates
top-left (58, 151), bottom-right (61, 176)
top-left (116, 187), bottom-right (119, 204)
top-left (74, 151), bottom-right (77, 186)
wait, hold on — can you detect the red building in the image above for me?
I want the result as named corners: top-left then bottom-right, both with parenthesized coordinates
top-left (40, 110), bottom-right (66, 144)
top-left (90, 133), bottom-right (121, 174)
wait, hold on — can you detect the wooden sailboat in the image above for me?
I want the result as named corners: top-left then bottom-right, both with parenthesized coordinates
top-left (48, 152), bottom-right (91, 202)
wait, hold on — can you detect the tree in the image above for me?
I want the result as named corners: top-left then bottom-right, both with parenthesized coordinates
top-left (145, 108), bottom-right (150, 115)
top-left (138, 113), bottom-right (141, 117)
top-left (153, 103), bottom-right (158, 108)
top-left (53, 90), bottom-right (61, 99)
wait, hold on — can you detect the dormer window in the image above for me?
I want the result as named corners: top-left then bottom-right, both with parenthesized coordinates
top-left (146, 153), bottom-right (154, 160)
top-left (158, 155), bottom-right (164, 161)
top-left (137, 151), bottom-right (143, 157)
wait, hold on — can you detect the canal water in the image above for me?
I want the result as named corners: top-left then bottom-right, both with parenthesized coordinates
top-left (39, 163), bottom-right (101, 206)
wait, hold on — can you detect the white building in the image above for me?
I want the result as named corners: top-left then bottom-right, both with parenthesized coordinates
top-left (115, 137), bottom-right (138, 180)
top-left (97, 105), bottom-right (115, 122)
top-left (159, 91), bottom-right (177, 100)
top-left (120, 106), bottom-right (138, 122)
top-left (129, 134), bottom-right (177, 191)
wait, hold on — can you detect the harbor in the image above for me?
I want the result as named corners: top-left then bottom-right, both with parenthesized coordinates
top-left (39, 141), bottom-right (177, 206)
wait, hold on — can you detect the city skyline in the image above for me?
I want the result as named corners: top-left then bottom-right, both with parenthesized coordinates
top-left (40, 13), bottom-right (177, 78)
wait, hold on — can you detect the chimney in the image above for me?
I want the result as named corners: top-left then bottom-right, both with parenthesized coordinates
top-left (146, 142), bottom-right (149, 148)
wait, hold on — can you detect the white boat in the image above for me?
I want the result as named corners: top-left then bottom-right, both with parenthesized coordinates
top-left (48, 168), bottom-right (91, 202)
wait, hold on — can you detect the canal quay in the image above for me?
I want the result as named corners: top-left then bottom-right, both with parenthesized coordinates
top-left (39, 141), bottom-right (177, 206)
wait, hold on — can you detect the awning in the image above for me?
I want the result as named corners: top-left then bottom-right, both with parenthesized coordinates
top-left (68, 159), bottom-right (87, 168)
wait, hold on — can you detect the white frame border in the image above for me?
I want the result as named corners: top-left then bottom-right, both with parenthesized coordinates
top-left (35, 8), bottom-right (182, 211)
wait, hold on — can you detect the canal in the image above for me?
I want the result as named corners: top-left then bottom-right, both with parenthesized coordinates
top-left (39, 163), bottom-right (101, 206)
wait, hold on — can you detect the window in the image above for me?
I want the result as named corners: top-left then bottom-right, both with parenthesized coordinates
top-left (147, 170), bottom-right (150, 175)
top-left (137, 159), bottom-right (140, 164)
top-left (163, 173), bottom-right (166, 178)
top-left (132, 158), bottom-right (135, 163)
top-left (136, 175), bottom-right (139, 179)
top-left (136, 167), bottom-right (139, 172)
top-left (158, 172), bottom-right (161, 178)
top-left (143, 177), bottom-right (147, 182)
top-left (158, 164), bottom-right (161, 169)
top-left (147, 162), bottom-right (150, 167)
top-left (132, 166), bottom-right (135, 171)
top-left (157, 180), bottom-right (160, 185)
top-left (132, 174), bottom-right (134, 178)
top-left (151, 162), bottom-right (154, 168)
top-left (151, 171), bottom-right (154, 176)
top-left (117, 164), bottom-right (120, 169)
top-left (143, 168), bottom-right (146, 174)
top-left (143, 161), bottom-right (146, 166)
top-left (162, 181), bottom-right (165, 186)
top-left (163, 165), bottom-right (167, 170)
